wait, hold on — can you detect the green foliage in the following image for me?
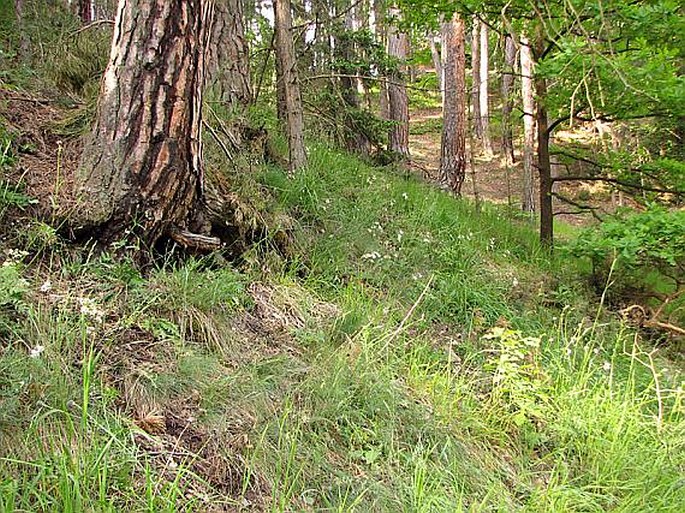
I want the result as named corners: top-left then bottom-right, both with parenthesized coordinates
top-left (568, 206), bottom-right (685, 280)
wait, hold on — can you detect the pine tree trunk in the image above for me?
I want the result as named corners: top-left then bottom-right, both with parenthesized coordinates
top-left (479, 22), bottom-right (493, 155)
top-left (75, 0), bottom-right (215, 247)
top-left (520, 34), bottom-right (536, 213)
top-left (274, 0), bottom-right (307, 172)
top-left (471, 18), bottom-right (482, 139)
top-left (501, 33), bottom-right (516, 165)
top-left (207, 0), bottom-right (252, 107)
top-left (387, 7), bottom-right (409, 158)
top-left (439, 13), bottom-right (466, 194)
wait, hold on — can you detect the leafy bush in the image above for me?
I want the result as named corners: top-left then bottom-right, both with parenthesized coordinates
top-left (567, 206), bottom-right (685, 282)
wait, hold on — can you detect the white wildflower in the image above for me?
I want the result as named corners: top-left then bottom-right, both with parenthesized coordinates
top-left (29, 345), bottom-right (45, 358)
top-left (402, 192), bottom-right (409, 200)
top-left (512, 278), bottom-right (519, 287)
top-left (40, 280), bottom-right (52, 293)
top-left (603, 361), bottom-right (612, 372)
top-left (361, 252), bottom-right (381, 260)
top-left (78, 298), bottom-right (105, 323)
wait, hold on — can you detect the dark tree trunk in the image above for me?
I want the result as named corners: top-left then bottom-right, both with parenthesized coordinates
top-left (534, 35), bottom-right (553, 247)
top-left (439, 13), bottom-right (466, 194)
top-left (501, 32), bottom-right (516, 165)
top-left (207, 0), bottom-right (252, 107)
top-left (75, 0), bottom-right (215, 247)
top-left (274, 0), bottom-right (307, 172)
top-left (387, 6), bottom-right (409, 158)
top-left (78, 0), bottom-right (92, 23)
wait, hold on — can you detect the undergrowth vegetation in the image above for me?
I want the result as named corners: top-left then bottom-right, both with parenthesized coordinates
top-left (0, 143), bottom-right (683, 512)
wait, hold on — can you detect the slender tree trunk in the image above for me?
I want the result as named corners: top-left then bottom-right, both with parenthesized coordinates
top-left (207, 0), bottom-right (252, 108)
top-left (374, 0), bottom-right (389, 120)
top-left (387, 6), bottom-right (409, 158)
top-left (14, 0), bottom-right (30, 60)
top-left (534, 34), bottom-right (553, 247)
top-left (479, 22), bottom-right (493, 155)
top-left (428, 33), bottom-right (442, 94)
top-left (75, 0), bottom-right (215, 247)
top-left (501, 32), bottom-right (516, 165)
top-left (274, 0), bottom-right (307, 172)
top-left (520, 34), bottom-right (536, 213)
top-left (439, 13), bottom-right (467, 194)
top-left (471, 18), bottom-right (482, 139)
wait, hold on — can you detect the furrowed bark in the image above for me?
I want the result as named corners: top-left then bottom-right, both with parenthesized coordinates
top-left (387, 6), bottom-right (409, 158)
top-left (439, 13), bottom-right (467, 194)
top-left (75, 0), bottom-right (215, 247)
top-left (274, 0), bottom-right (307, 172)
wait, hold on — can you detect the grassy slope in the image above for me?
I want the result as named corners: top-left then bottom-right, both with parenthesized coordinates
top-left (1, 141), bottom-right (684, 512)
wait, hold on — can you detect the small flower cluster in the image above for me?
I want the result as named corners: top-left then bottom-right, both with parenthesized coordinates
top-left (78, 297), bottom-right (105, 323)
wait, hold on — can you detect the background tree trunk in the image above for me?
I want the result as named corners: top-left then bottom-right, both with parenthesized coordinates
top-left (374, 0), bottom-right (390, 120)
top-left (387, 7), bottom-right (409, 158)
top-left (207, 0), bottom-right (252, 108)
top-left (471, 18), bottom-right (482, 140)
top-left (428, 33), bottom-right (442, 94)
top-left (274, 0), bottom-right (307, 172)
top-left (75, 0), bottom-right (214, 247)
top-left (501, 32), bottom-right (516, 166)
top-left (439, 13), bottom-right (466, 194)
top-left (479, 22), bottom-right (493, 155)
top-left (520, 34), bottom-right (536, 214)
top-left (341, 1), bottom-right (371, 154)
top-left (14, 0), bottom-right (30, 60)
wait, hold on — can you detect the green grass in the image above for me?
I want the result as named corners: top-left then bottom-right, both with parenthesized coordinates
top-left (0, 144), bottom-right (683, 512)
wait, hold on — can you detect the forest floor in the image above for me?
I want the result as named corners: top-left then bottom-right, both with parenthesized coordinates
top-left (2, 86), bottom-right (685, 510)
top-left (1, 55), bottom-right (684, 511)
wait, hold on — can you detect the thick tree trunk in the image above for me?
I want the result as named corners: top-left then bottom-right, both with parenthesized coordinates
top-left (520, 34), bottom-right (536, 213)
top-left (439, 13), bottom-right (467, 194)
top-left (534, 35), bottom-right (553, 247)
top-left (207, 0), bottom-right (252, 107)
top-left (471, 18), bottom-right (482, 139)
top-left (479, 22), bottom-right (493, 155)
top-left (501, 33), bottom-right (516, 165)
top-left (387, 7), bottom-right (409, 158)
top-left (75, 0), bottom-right (215, 247)
top-left (274, 0), bottom-right (307, 172)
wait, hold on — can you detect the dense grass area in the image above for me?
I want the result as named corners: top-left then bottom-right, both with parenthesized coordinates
top-left (1, 141), bottom-right (683, 512)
